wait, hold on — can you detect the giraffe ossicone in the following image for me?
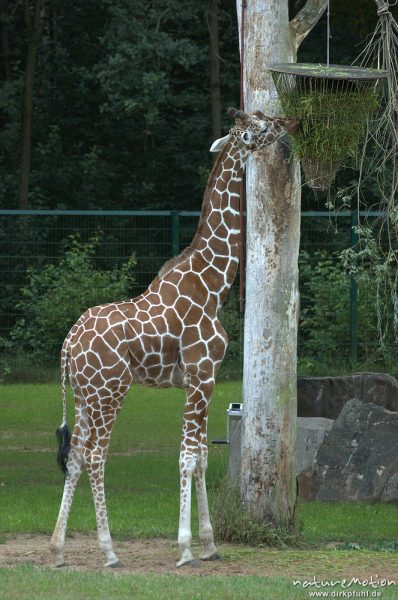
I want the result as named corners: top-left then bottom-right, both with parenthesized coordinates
top-left (50, 108), bottom-right (296, 568)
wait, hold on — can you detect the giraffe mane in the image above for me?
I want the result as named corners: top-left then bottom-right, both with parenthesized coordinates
top-left (191, 141), bottom-right (232, 245)
top-left (157, 141), bottom-right (232, 280)
top-left (157, 246), bottom-right (196, 279)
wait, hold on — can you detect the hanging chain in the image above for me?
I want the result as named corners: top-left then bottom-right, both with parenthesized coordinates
top-left (326, 0), bottom-right (331, 65)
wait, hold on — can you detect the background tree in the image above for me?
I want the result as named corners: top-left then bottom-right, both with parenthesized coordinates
top-left (207, 0), bottom-right (222, 146)
top-left (0, 0), bottom-right (392, 212)
top-left (19, 0), bottom-right (43, 209)
top-left (0, 0), bottom-right (12, 81)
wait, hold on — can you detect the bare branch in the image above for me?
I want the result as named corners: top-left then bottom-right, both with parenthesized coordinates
top-left (290, 0), bottom-right (328, 50)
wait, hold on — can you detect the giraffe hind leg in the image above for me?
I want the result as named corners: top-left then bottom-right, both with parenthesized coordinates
top-left (51, 386), bottom-right (126, 568)
top-left (50, 440), bottom-right (84, 566)
top-left (86, 456), bottom-right (122, 567)
top-left (83, 388), bottom-right (129, 567)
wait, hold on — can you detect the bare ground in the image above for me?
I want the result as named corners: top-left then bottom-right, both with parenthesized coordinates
top-left (1, 534), bottom-right (398, 580)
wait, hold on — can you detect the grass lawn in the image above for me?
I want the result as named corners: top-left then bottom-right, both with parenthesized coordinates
top-left (1, 382), bottom-right (398, 599)
top-left (0, 566), bottom-right (373, 600)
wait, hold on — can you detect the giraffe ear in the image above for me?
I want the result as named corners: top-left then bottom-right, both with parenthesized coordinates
top-left (209, 134), bottom-right (230, 153)
top-left (253, 110), bottom-right (267, 120)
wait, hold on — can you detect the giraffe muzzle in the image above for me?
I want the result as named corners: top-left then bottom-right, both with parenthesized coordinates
top-left (284, 118), bottom-right (299, 133)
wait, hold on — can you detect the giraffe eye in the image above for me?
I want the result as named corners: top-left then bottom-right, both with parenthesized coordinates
top-left (241, 131), bottom-right (253, 145)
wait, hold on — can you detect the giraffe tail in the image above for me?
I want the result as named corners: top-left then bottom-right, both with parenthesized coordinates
top-left (56, 338), bottom-right (71, 476)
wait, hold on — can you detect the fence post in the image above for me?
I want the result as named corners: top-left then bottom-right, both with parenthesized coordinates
top-left (350, 210), bottom-right (359, 367)
top-left (171, 210), bottom-right (180, 257)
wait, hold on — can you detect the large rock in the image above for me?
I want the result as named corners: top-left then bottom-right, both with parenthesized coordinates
top-left (297, 417), bottom-right (334, 501)
top-left (296, 417), bottom-right (334, 474)
top-left (298, 373), bottom-right (398, 419)
top-left (314, 398), bottom-right (398, 501)
top-left (381, 473), bottom-right (398, 503)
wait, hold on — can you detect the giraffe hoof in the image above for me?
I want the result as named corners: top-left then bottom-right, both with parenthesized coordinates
top-left (176, 559), bottom-right (199, 568)
top-left (200, 552), bottom-right (222, 561)
top-left (108, 560), bottom-right (124, 568)
top-left (53, 562), bottom-right (66, 568)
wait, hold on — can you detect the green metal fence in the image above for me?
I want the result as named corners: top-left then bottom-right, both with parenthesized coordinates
top-left (0, 209), bottom-right (395, 377)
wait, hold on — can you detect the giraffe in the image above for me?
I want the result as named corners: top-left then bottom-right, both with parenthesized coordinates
top-left (50, 107), bottom-right (298, 568)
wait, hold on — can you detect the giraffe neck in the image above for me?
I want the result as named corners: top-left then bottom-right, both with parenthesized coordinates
top-left (191, 140), bottom-right (249, 307)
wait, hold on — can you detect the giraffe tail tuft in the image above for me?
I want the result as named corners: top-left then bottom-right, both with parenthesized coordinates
top-left (56, 423), bottom-right (71, 476)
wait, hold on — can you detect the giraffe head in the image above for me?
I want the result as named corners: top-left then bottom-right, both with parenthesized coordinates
top-left (210, 107), bottom-right (298, 153)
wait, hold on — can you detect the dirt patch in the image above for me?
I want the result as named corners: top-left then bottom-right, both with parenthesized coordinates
top-left (2, 535), bottom-right (239, 576)
top-left (1, 534), bottom-right (398, 580)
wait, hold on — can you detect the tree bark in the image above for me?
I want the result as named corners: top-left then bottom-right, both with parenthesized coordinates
top-left (207, 0), bottom-right (222, 145)
top-left (238, 0), bottom-right (326, 526)
top-left (19, 0), bottom-right (43, 209)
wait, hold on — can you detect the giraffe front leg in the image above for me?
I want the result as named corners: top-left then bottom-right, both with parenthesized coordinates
top-left (176, 449), bottom-right (197, 567)
top-left (195, 430), bottom-right (220, 561)
top-left (176, 375), bottom-right (216, 567)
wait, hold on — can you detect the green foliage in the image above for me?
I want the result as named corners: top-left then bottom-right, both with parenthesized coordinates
top-left (299, 249), bottom-right (395, 365)
top-left (92, 0), bottom-right (215, 209)
top-left (219, 251), bottom-right (397, 375)
top-left (0, 0), bottom-right (392, 211)
top-left (0, 79), bottom-right (23, 206)
top-left (218, 288), bottom-right (243, 379)
top-left (0, 0), bottom-right (241, 211)
top-left (299, 251), bottom-right (350, 358)
top-left (341, 225), bottom-right (398, 351)
top-left (1, 235), bottom-right (136, 362)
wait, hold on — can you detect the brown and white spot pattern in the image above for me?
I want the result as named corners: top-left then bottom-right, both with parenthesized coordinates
top-left (51, 108), bottom-right (297, 568)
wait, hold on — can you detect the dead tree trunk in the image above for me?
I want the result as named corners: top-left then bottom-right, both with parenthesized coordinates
top-left (19, 0), bottom-right (43, 209)
top-left (238, 0), bottom-right (327, 526)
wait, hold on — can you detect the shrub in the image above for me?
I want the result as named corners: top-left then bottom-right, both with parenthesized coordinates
top-left (299, 250), bottom-right (391, 365)
top-left (217, 251), bottom-right (395, 378)
top-left (211, 479), bottom-right (302, 547)
top-left (1, 234), bottom-right (136, 363)
top-left (218, 288), bottom-right (243, 379)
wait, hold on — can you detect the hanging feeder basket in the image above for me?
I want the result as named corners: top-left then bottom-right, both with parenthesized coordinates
top-left (268, 63), bottom-right (388, 190)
